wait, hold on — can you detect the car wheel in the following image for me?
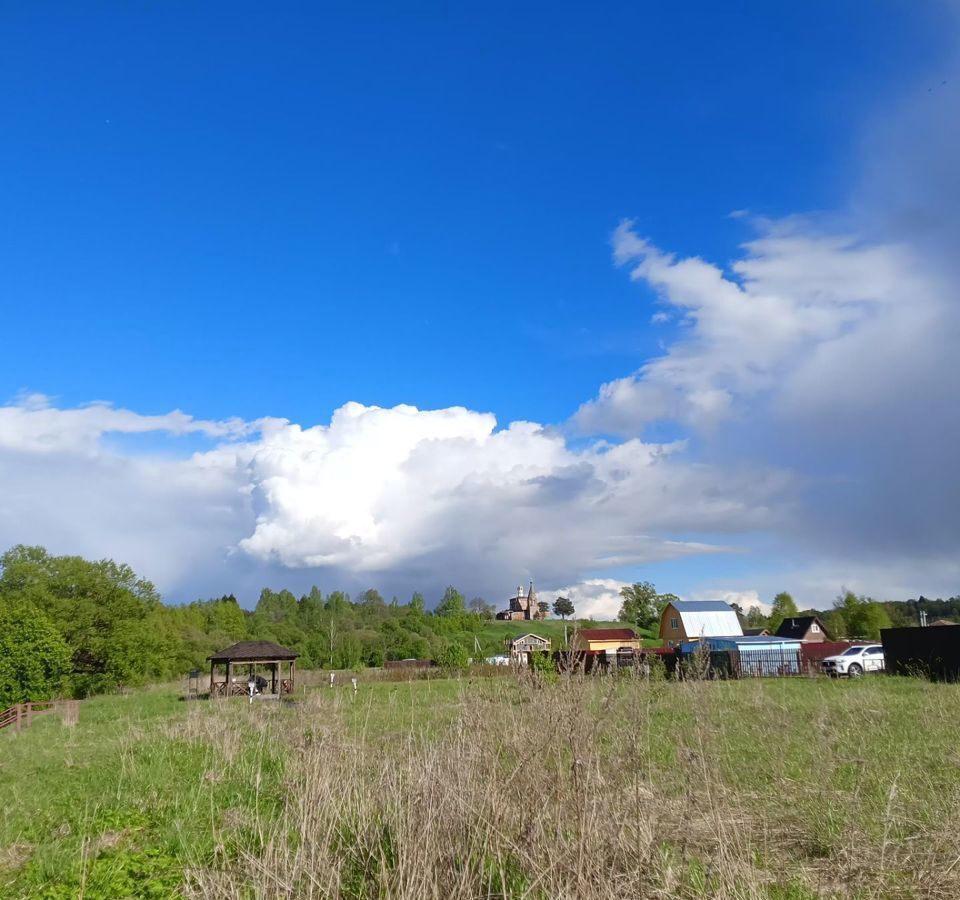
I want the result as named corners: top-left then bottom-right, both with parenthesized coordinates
top-left (847, 663), bottom-right (863, 678)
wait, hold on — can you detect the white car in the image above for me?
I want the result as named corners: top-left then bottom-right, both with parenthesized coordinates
top-left (821, 644), bottom-right (885, 677)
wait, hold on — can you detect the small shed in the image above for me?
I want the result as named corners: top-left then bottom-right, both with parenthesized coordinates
top-left (208, 640), bottom-right (298, 698)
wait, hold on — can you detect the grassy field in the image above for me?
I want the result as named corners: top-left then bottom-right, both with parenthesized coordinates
top-left (2, 672), bottom-right (960, 899)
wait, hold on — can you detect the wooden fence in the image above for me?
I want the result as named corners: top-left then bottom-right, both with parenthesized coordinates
top-left (799, 641), bottom-right (858, 675)
top-left (0, 700), bottom-right (80, 733)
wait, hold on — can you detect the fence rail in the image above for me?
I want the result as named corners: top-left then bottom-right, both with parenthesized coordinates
top-left (0, 700), bottom-right (80, 733)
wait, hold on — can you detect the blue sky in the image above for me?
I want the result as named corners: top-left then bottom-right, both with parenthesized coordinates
top-left (1, 3), bottom-right (958, 613)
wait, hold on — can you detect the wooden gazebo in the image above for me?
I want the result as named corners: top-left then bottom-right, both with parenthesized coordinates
top-left (207, 640), bottom-right (298, 698)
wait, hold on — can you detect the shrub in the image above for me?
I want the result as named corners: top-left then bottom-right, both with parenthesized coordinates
top-left (0, 601), bottom-right (71, 705)
top-left (435, 642), bottom-right (469, 670)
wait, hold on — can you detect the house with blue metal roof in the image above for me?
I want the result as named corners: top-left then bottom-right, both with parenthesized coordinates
top-left (659, 599), bottom-right (743, 647)
top-left (679, 635), bottom-right (803, 676)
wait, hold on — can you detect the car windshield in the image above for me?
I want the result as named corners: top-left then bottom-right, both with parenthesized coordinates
top-left (841, 647), bottom-right (865, 656)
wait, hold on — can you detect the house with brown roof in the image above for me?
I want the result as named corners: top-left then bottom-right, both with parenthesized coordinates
top-left (774, 616), bottom-right (831, 643)
top-left (571, 628), bottom-right (640, 654)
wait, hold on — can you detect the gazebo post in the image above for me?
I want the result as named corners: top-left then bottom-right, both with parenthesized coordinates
top-left (290, 658), bottom-right (295, 693)
top-left (270, 661), bottom-right (277, 695)
top-left (210, 660), bottom-right (215, 695)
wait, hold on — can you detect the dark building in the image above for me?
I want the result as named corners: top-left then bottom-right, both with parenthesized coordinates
top-left (881, 626), bottom-right (960, 681)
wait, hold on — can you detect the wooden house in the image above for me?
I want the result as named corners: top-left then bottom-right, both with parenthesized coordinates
top-left (659, 600), bottom-right (742, 647)
top-left (774, 616), bottom-right (831, 643)
top-left (571, 628), bottom-right (640, 654)
top-left (505, 633), bottom-right (551, 665)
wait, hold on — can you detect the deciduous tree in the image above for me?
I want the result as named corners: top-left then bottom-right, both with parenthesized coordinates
top-left (768, 592), bottom-right (799, 633)
top-left (553, 596), bottom-right (575, 620)
top-left (619, 582), bottom-right (676, 629)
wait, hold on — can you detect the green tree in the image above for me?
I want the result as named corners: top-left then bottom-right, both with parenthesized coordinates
top-left (435, 586), bottom-right (466, 618)
top-left (553, 596), bottom-right (575, 620)
top-left (833, 590), bottom-right (891, 640)
top-left (296, 587), bottom-right (325, 631)
top-left (360, 588), bottom-right (385, 608)
top-left (744, 606), bottom-right (767, 628)
top-left (768, 592), bottom-right (799, 633)
top-left (0, 601), bottom-right (71, 705)
top-left (0, 545), bottom-right (176, 695)
top-left (619, 582), bottom-right (676, 629)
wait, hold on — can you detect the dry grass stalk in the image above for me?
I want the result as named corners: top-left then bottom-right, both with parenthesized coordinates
top-left (176, 673), bottom-right (960, 899)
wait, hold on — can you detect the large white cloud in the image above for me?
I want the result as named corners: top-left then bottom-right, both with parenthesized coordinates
top-left (234, 402), bottom-right (781, 577)
top-left (537, 579), bottom-right (628, 621)
top-left (574, 221), bottom-right (939, 436)
top-left (0, 395), bottom-right (786, 603)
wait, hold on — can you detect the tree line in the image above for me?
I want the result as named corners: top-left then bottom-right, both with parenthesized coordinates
top-left (0, 545), bottom-right (582, 705)
top-left (3, 544), bottom-right (954, 707)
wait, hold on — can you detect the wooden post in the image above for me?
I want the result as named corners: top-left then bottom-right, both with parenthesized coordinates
top-left (226, 661), bottom-right (232, 696)
top-left (210, 660), bottom-right (215, 695)
top-left (290, 658), bottom-right (295, 693)
top-left (15, 704), bottom-right (22, 733)
top-left (271, 662), bottom-right (277, 695)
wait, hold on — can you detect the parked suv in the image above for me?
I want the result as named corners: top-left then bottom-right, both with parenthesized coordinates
top-left (821, 645), bottom-right (885, 677)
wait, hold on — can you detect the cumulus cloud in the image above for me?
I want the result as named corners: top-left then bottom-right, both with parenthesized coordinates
top-left (537, 578), bottom-right (628, 621)
top-left (575, 221), bottom-right (936, 436)
top-left (0, 395), bottom-right (788, 603)
top-left (233, 402), bottom-right (780, 583)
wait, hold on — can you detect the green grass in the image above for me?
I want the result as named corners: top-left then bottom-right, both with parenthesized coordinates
top-left (3, 675), bottom-right (960, 897)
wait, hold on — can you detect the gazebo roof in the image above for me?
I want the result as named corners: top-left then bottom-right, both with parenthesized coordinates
top-left (208, 640), bottom-right (299, 662)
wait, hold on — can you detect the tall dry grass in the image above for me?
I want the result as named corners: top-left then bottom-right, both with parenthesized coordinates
top-left (176, 671), bottom-right (960, 899)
